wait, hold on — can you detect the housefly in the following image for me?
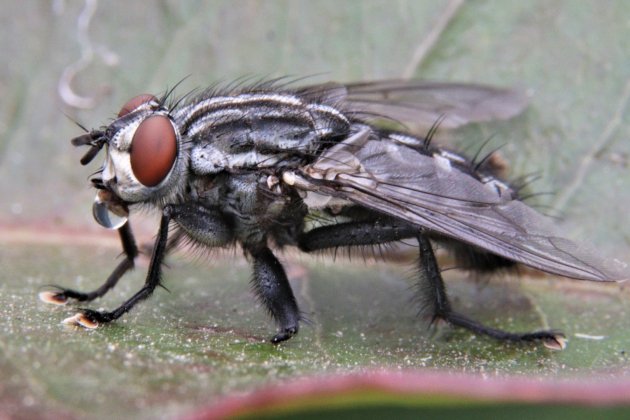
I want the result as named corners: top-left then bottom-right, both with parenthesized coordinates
top-left (41, 79), bottom-right (629, 348)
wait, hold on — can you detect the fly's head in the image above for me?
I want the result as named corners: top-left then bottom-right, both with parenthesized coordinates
top-left (72, 94), bottom-right (184, 228)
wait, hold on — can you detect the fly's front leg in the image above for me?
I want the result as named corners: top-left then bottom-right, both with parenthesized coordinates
top-left (62, 203), bottom-right (233, 329)
top-left (415, 235), bottom-right (565, 348)
top-left (40, 223), bottom-right (139, 305)
top-left (247, 246), bottom-right (300, 344)
top-left (62, 207), bottom-right (173, 329)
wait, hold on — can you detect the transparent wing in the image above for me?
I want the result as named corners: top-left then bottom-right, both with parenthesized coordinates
top-left (297, 79), bottom-right (529, 129)
top-left (290, 128), bottom-right (629, 281)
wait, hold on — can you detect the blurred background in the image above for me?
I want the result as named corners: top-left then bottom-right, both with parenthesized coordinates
top-left (0, 1), bottom-right (629, 418)
top-left (1, 0), bottom-right (628, 252)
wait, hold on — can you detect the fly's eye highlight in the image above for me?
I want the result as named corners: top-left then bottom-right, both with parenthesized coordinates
top-left (118, 94), bottom-right (157, 117)
top-left (130, 115), bottom-right (177, 187)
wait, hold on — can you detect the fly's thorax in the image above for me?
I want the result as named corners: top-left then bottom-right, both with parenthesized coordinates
top-left (174, 91), bottom-right (351, 174)
top-left (101, 97), bottom-right (188, 204)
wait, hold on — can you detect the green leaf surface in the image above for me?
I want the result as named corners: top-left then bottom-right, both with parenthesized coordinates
top-left (1, 243), bottom-right (630, 418)
top-left (0, 1), bottom-right (629, 418)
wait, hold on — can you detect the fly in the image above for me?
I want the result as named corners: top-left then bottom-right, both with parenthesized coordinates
top-left (41, 79), bottom-right (629, 349)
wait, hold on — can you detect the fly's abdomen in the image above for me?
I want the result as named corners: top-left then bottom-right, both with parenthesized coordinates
top-left (174, 92), bottom-right (351, 174)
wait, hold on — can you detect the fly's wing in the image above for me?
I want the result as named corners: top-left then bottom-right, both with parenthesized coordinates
top-left (296, 80), bottom-right (529, 129)
top-left (289, 128), bottom-right (629, 281)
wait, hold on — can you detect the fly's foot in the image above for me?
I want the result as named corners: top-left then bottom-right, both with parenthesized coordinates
top-left (39, 290), bottom-right (69, 305)
top-left (39, 286), bottom-right (92, 305)
top-left (438, 311), bottom-right (567, 350)
top-left (521, 331), bottom-right (567, 351)
top-left (62, 309), bottom-right (113, 329)
top-left (544, 335), bottom-right (567, 351)
top-left (271, 326), bottom-right (298, 344)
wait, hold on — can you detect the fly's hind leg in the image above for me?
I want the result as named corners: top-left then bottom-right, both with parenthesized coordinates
top-left (416, 235), bottom-right (565, 349)
top-left (40, 223), bottom-right (139, 305)
top-left (298, 220), bottom-right (565, 348)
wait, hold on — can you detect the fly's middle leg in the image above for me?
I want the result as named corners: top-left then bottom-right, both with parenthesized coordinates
top-left (247, 246), bottom-right (300, 344)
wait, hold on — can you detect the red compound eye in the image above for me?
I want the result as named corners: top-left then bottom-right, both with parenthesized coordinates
top-left (130, 115), bottom-right (177, 187)
top-left (118, 94), bottom-right (157, 117)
